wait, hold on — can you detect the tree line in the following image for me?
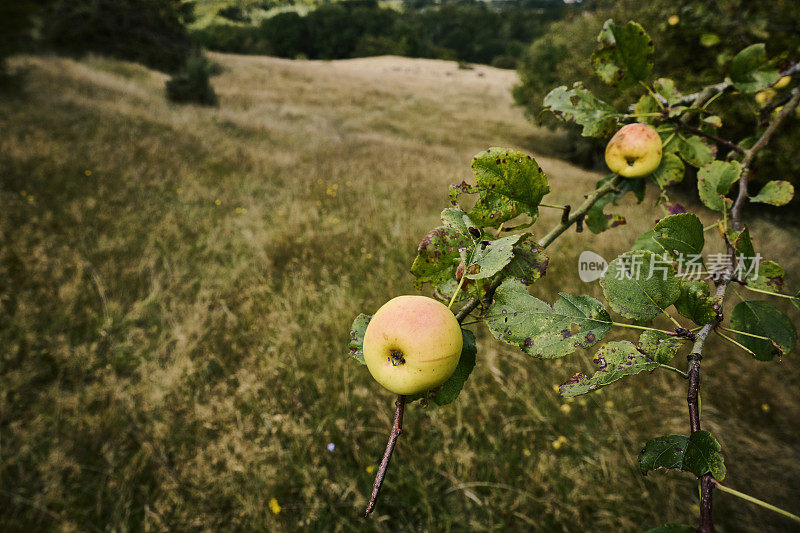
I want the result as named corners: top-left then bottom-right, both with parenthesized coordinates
top-left (192, 0), bottom-right (568, 68)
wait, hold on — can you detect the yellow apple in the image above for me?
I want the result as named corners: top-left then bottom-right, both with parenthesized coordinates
top-left (604, 123), bottom-right (663, 178)
top-left (363, 295), bottom-right (462, 395)
top-left (774, 76), bottom-right (791, 89)
top-left (755, 89), bottom-right (776, 106)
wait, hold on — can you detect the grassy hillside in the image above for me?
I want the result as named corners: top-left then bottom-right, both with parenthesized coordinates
top-left (1, 53), bottom-right (799, 531)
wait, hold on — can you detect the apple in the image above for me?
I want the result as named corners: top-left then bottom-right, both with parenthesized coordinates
top-left (605, 123), bottom-right (663, 178)
top-left (363, 295), bottom-right (462, 395)
top-left (755, 89), bottom-right (776, 106)
top-left (774, 76), bottom-right (791, 89)
top-left (667, 15), bottom-right (679, 26)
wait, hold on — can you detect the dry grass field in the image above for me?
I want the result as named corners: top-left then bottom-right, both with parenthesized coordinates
top-left (1, 52), bottom-right (799, 531)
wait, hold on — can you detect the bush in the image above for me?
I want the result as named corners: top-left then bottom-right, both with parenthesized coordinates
top-left (165, 55), bottom-right (218, 106)
top-left (0, 1), bottom-right (42, 85)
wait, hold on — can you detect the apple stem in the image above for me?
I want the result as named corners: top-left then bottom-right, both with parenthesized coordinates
top-left (364, 395), bottom-right (406, 517)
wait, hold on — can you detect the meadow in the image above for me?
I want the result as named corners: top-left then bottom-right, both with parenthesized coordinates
top-left (1, 52), bottom-right (799, 531)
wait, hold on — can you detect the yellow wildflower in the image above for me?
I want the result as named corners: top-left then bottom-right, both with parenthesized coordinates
top-left (268, 497), bottom-right (281, 515)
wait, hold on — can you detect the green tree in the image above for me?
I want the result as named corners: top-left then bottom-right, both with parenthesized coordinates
top-left (41, 0), bottom-right (195, 73)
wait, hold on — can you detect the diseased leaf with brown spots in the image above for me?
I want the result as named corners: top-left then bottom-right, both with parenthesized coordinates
top-left (559, 341), bottom-right (659, 397)
top-left (749, 180), bottom-right (794, 206)
top-left (410, 226), bottom-right (471, 292)
top-left (746, 260), bottom-right (785, 294)
top-left (465, 148), bottom-right (551, 228)
top-left (485, 279), bottom-right (611, 359)
top-left (543, 84), bottom-right (622, 138)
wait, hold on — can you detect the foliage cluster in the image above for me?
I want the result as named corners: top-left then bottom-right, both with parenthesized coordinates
top-left (514, 1), bottom-right (800, 190)
top-left (352, 18), bottom-right (800, 530)
top-left (192, 0), bottom-right (567, 67)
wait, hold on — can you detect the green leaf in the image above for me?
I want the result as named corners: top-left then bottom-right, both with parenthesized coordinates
top-left (638, 330), bottom-right (684, 364)
top-left (631, 229), bottom-right (665, 255)
top-left (559, 341), bottom-right (659, 397)
top-left (746, 260), bottom-right (785, 293)
top-left (639, 430), bottom-right (726, 479)
top-left (667, 105), bottom-right (688, 118)
top-left (440, 207), bottom-right (481, 239)
top-left (659, 125), bottom-right (680, 154)
top-left (697, 160), bottom-right (742, 211)
top-left (503, 238), bottom-right (549, 286)
top-left (683, 430), bottom-right (726, 480)
top-left (700, 33), bottom-right (720, 47)
top-left (727, 226), bottom-right (757, 276)
top-left (592, 19), bottom-right (654, 89)
top-left (730, 43), bottom-right (781, 93)
top-left (675, 281), bottom-right (717, 325)
top-left (644, 525), bottom-right (695, 533)
top-left (466, 234), bottom-right (525, 280)
top-left (585, 194), bottom-right (627, 234)
top-left (750, 180), bottom-right (794, 206)
top-left (585, 175), bottom-right (646, 234)
top-left (654, 78), bottom-right (679, 105)
top-left (348, 313), bottom-right (371, 364)
top-left (639, 435), bottom-right (689, 474)
top-left (679, 135), bottom-right (717, 168)
top-left (486, 279), bottom-right (611, 359)
top-left (410, 226), bottom-right (472, 292)
top-left (730, 300), bottom-right (797, 360)
top-left (467, 148), bottom-right (551, 227)
top-left (650, 152), bottom-right (685, 189)
top-left (634, 93), bottom-right (660, 123)
top-left (601, 250), bottom-right (681, 321)
top-left (432, 329), bottom-right (477, 405)
top-left (703, 115), bottom-right (723, 128)
top-left (543, 84), bottom-right (621, 138)
top-left (653, 213), bottom-right (705, 259)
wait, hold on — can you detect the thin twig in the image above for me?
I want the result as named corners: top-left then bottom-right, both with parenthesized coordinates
top-left (672, 121), bottom-right (746, 154)
top-left (731, 88), bottom-right (800, 229)
top-left (364, 395), bottom-right (406, 517)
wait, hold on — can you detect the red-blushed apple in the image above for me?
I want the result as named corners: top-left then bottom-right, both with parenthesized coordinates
top-left (605, 123), bottom-right (663, 178)
top-left (363, 295), bottom-right (462, 395)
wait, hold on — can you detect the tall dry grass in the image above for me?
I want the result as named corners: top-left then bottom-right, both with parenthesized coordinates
top-left (1, 52), bottom-right (799, 531)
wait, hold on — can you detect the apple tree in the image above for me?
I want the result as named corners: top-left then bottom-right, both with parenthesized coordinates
top-left (349, 19), bottom-right (800, 531)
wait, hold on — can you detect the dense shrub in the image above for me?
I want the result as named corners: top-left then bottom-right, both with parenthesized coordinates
top-left (165, 55), bottom-right (218, 106)
top-left (0, 1), bottom-right (43, 85)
